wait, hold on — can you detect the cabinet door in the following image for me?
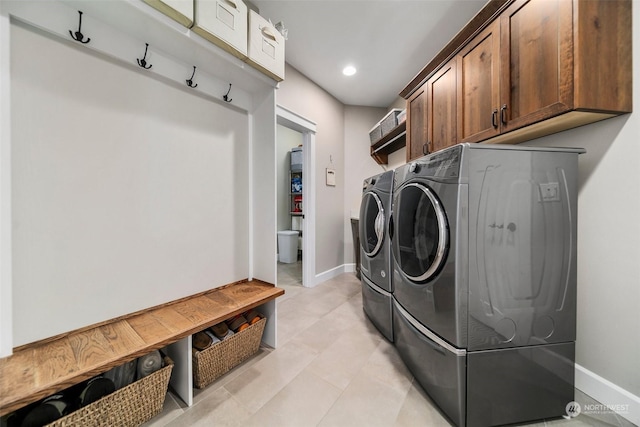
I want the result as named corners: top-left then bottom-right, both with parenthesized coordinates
top-left (427, 59), bottom-right (457, 153)
top-left (457, 20), bottom-right (500, 143)
top-left (406, 83), bottom-right (428, 161)
top-left (499, 0), bottom-right (573, 132)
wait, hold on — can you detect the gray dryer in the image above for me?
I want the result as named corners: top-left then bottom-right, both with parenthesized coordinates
top-left (391, 143), bottom-right (584, 426)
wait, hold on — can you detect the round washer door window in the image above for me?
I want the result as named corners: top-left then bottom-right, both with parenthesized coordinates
top-left (393, 182), bottom-right (449, 282)
top-left (360, 191), bottom-right (385, 257)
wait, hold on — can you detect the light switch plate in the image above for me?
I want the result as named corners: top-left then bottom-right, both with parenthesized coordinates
top-left (326, 168), bottom-right (336, 186)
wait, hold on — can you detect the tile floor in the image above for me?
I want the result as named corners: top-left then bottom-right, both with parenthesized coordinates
top-left (144, 261), bottom-right (635, 427)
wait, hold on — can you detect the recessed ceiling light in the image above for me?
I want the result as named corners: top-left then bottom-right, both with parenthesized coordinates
top-left (342, 65), bottom-right (357, 76)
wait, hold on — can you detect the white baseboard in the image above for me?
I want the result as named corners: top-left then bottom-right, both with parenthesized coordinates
top-left (311, 263), bottom-right (354, 287)
top-left (575, 363), bottom-right (640, 425)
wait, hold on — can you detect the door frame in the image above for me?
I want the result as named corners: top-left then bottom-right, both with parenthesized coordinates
top-left (276, 106), bottom-right (317, 287)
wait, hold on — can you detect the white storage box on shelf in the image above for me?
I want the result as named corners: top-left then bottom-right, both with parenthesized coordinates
top-left (291, 146), bottom-right (302, 171)
top-left (247, 10), bottom-right (285, 81)
top-left (380, 109), bottom-right (403, 135)
top-left (369, 122), bottom-right (382, 145)
top-left (143, 0), bottom-right (194, 28)
top-left (193, 0), bottom-right (249, 59)
top-left (397, 109), bottom-right (407, 125)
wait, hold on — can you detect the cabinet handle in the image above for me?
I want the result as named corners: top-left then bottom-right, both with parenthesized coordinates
top-left (261, 27), bottom-right (278, 42)
top-left (500, 104), bottom-right (508, 125)
top-left (423, 143), bottom-right (429, 155)
top-left (223, 0), bottom-right (238, 9)
top-left (492, 109), bottom-right (498, 128)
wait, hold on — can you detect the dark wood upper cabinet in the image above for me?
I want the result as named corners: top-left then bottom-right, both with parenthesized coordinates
top-left (407, 84), bottom-right (428, 162)
top-left (573, 0), bottom-right (632, 113)
top-left (457, 20), bottom-right (501, 143)
top-left (427, 59), bottom-right (457, 154)
top-left (402, 0), bottom-right (632, 152)
top-left (499, 0), bottom-right (573, 133)
top-left (407, 60), bottom-right (457, 161)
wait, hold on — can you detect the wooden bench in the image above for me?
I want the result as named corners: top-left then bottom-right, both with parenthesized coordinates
top-left (0, 279), bottom-right (284, 417)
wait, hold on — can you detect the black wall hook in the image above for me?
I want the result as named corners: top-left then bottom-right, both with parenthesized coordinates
top-left (186, 66), bottom-right (198, 88)
top-left (137, 43), bottom-right (152, 69)
top-left (69, 10), bottom-right (90, 44)
top-left (223, 84), bottom-right (233, 103)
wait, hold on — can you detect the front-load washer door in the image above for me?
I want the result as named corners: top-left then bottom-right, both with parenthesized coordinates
top-left (360, 191), bottom-right (391, 289)
top-left (360, 191), bottom-right (385, 258)
top-left (392, 181), bottom-right (465, 347)
top-left (392, 183), bottom-right (448, 282)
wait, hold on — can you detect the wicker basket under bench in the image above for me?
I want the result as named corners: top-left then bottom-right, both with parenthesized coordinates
top-left (193, 317), bottom-right (267, 389)
top-left (45, 356), bottom-right (173, 427)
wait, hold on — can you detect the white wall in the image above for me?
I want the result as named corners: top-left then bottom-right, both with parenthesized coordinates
top-left (522, 114), bottom-right (639, 422)
top-left (277, 64), bottom-right (345, 275)
top-left (10, 23), bottom-right (250, 346)
top-left (522, 118), bottom-right (640, 397)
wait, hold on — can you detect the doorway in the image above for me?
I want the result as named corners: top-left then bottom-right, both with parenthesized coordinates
top-left (276, 106), bottom-right (316, 288)
top-left (276, 125), bottom-right (303, 286)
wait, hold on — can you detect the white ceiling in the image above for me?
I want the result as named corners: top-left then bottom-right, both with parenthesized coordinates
top-left (251, 0), bottom-right (488, 108)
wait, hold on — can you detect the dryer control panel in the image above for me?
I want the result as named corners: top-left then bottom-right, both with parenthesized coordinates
top-left (412, 145), bottom-right (462, 180)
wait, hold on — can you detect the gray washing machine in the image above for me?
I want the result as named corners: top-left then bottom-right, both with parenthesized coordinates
top-left (391, 143), bottom-right (584, 426)
top-left (360, 170), bottom-right (394, 342)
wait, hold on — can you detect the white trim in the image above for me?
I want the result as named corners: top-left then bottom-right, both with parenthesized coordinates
top-left (302, 131), bottom-right (316, 288)
top-left (0, 9), bottom-right (12, 357)
top-left (313, 264), bottom-right (352, 286)
top-left (276, 105), bottom-right (317, 288)
top-left (276, 106), bottom-right (317, 133)
top-left (164, 337), bottom-right (193, 407)
top-left (344, 263), bottom-right (356, 273)
top-left (247, 113), bottom-right (254, 280)
top-left (575, 363), bottom-right (640, 425)
top-left (258, 299), bottom-right (277, 348)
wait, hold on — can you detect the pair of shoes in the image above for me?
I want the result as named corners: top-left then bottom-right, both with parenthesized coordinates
top-left (18, 394), bottom-right (71, 427)
top-left (193, 331), bottom-right (213, 351)
top-left (226, 314), bottom-right (249, 333)
top-left (136, 350), bottom-right (164, 379)
top-left (243, 309), bottom-right (262, 325)
top-left (210, 322), bottom-right (229, 339)
top-left (18, 374), bottom-right (117, 426)
top-left (103, 359), bottom-right (136, 390)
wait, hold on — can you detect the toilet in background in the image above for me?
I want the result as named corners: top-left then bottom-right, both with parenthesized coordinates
top-left (277, 230), bottom-right (299, 263)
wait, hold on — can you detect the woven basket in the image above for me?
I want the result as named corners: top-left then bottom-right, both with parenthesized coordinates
top-left (46, 356), bottom-right (173, 427)
top-left (193, 316), bottom-right (266, 389)
top-left (380, 109), bottom-right (402, 135)
top-left (369, 124), bottom-right (382, 145)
